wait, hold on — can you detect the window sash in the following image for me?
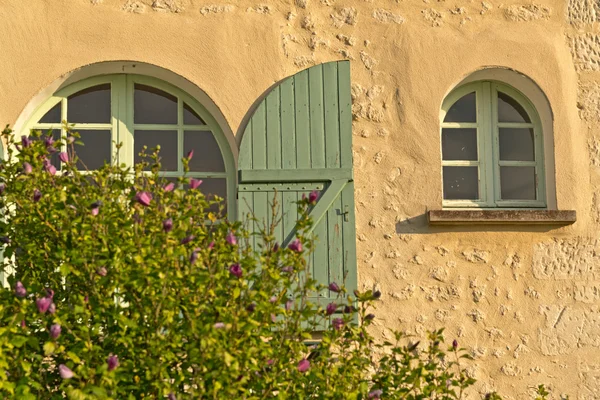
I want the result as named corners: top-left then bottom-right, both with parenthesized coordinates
top-left (441, 81), bottom-right (546, 208)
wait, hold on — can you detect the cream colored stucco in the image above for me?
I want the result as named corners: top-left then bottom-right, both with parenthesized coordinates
top-left (1, 0), bottom-right (599, 397)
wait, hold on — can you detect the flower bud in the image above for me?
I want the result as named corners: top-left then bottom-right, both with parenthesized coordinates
top-left (50, 324), bottom-right (61, 339)
top-left (332, 318), bottom-right (344, 330)
top-left (163, 218), bottom-right (173, 233)
top-left (107, 355), bottom-right (119, 371)
top-left (189, 178), bottom-right (202, 189)
top-left (33, 189), bottom-right (42, 202)
top-left (58, 364), bottom-right (74, 379)
top-left (59, 152), bottom-right (69, 163)
top-left (229, 263), bottom-right (242, 278)
top-left (297, 359), bottom-right (310, 373)
top-left (96, 267), bottom-right (107, 277)
top-left (48, 302), bottom-right (56, 314)
top-left (0, 183), bottom-right (6, 195)
top-left (326, 303), bottom-right (337, 315)
top-left (21, 136), bottom-right (32, 148)
top-left (288, 239), bottom-right (302, 252)
top-left (23, 162), bottom-right (32, 174)
top-left (452, 339), bottom-right (458, 349)
top-left (135, 191), bottom-right (152, 207)
top-left (164, 182), bottom-right (175, 192)
top-left (308, 190), bottom-right (319, 203)
top-left (213, 322), bottom-right (225, 329)
top-left (36, 297), bottom-right (52, 313)
top-left (180, 235), bottom-right (195, 245)
top-left (14, 281), bottom-right (26, 298)
top-left (186, 149), bottom-right (194, 160)
top-left (226, 232), bottom-right (237, 246)
top-left (328, 282), bottom-right (341, 293)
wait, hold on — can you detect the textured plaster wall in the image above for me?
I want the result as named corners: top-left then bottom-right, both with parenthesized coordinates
top-left (0, 0), bottom-right (597, 397)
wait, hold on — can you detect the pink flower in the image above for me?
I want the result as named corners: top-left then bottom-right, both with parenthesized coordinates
top-left (226, 232), bottom-right (237, 246)
top-left (368, 389), bottom-right (383, 399)
top-left (0, 183), bottom-right (5, 195)
top-left (33, 189), bottom-right (42, 202)
top-left (59, 152), bottom-right (69, 163)
top-left (50, 324), bottom-right (61, 339)
top-left (189, 178), bottom-right (202, 189)
top-left (308, 190), bottom-right (319, 203)
top-left (36, 297), bottom-right (52, 313)
top-left (23, 162), bottom-right (32, 175)
top-left (213, 322), bottom-right (225, 329)
top-left (297, 359), bottom-right (310, 373)
top-left (285, 300), bottom-right (293, 311)
top-left (164, 182), bottom-right (175, 192)
top-left (48, 302), bottom-right (56, 314)
top-left (208, 241), bottom-right (215, 250)
top-left (269, 296), bottom-right (278, 303)
top-left (332, 318), bottom-right (344, 330)
top-left (14, 281), bottom-right (26, 298)
top-left (96, 267), bottom-right (107, 277)
top-left (58, 364), bottom-right (74, 379)
top-left (135, 191), bottom-right (152, 207)
top-left (43, 160), bottom-right (56, 175)
top-left (21, 136), bottom-right (32, 148)
top-left (326, 303), bottom-right (337, 315)
top-left (186, 149), bottom-right (194, 160)
top-left (20, 320), bottom-right (26, 329)
top-left (163, 218), bottom-right (173, 233)
top-left (452, 339), bottom-right (458, 349)
top-left (181, 235), bottom-right (195, 245)
top-left (91, 207), bottom-right (99, 216)
top-left (107, 355), bottom-right (119, 371)
top-left (190, 249), bottom-right (199, 264)
top-left (288, 239), bottom-right (302, 252)
top-left (229, 263), bottom-right (242, 278)
top-left (328, 282), bottom-right (341, 293)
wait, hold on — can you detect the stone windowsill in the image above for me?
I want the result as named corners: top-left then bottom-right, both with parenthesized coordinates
top-left (427, 209), bottom-right (577, 226)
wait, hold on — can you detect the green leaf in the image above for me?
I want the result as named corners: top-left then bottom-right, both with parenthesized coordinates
top-left (43, 341), bottom-right (55, 356)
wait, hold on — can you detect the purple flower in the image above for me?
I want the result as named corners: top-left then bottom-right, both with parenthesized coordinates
top-left (229, 263), bottom-right (242, 278)
top-left (168, 393), bottom-right (177, 400)
top-left (368, 389), bottom-right (383, 399)
top-left (266, 359), bottom-right (274, 366)
top-left (33, 189), bottom-right (42, 202)
top-left (273, 242), bottom-right (279, 252)
top-left (107, 355), bottom-right (119, 371)
top-left (23, 162), bottom-right (32, 175)
top-left (285, 300), bottom-right (293, 311)
top-left (91, 207), bottom-right (99, 216)
top-left (213, 322), bottom-right (225, 329)
top-left (189, 178), bottom-right (202, 189)
top-left (297, 359), bottom-right (310, 373)
top-left (44, 136), bottom-right (55, 148)
top-left (208, 241), bottom-right (215, 250)
top-left (452, 339), bottom-right (458, 349)
top-left (48, 302), bottom-right (56, 314)
top-left (50, 324), bottom-right (61, 339)
top-left (135, 191), bottom-right (152, 207)
top-left (20, 320), bottom-right (26, 329)
top-left (44, 161), bottom-right (57, 176)
top-left (269, 296), bottom-right (278, 303)
top-left (332, 318), bottom-right (344, 330)
top-left (163, 218), bottom-right (173, 233)
top-left (326, 302), bottom-right (337, 315)
top-left (186, 149), bottom-right (194, 160)
top-left (36, 297), bottom-right (52, 313)
top-left (21, 136), bottom-right (32, 148)
top-left (59, 152), bottom-right (69, 163)
top-left (189, 249), bottom-right (199, 264)
top-left (14, 281), bottom-right (26, 298)
top-left (329, 282), bottom-right (341, 293)
top-left (46, 288), bottom-right (54, 298)
top-left (58, 364), bottom-right (74, 379)
top-left (365, 313), bottom-right (375, 321)
top-left (181, 235), bottom-right (195, 245)
top-left (164, 182), bottom-right (175, 192)
top-left (97, 267), bottom-right (107, 277)
top-left (0, 236), bottom-right (10, 244)
top-left (288, 239), bottom-right (302, 252)
top-left (0, 183), bottom-right (6, 195)
top-left (281, 266), bottom-right (293, 273)
top-left (373, 290), bottom-right (381, 299)
top-left (308, 190), bottom-right (319, 203)
top-left (226, 231), bottom-right (237, 246)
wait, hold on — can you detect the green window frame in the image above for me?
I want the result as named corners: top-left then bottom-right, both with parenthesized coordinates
top-left (22, 74), bottom-right (236, 214)
top-left (440, 81), bottom-right (546, 208)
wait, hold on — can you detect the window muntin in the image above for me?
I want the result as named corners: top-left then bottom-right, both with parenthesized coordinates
top-left (440, 81), bottom-right (545, 208)
top-left (26, 74), bottom-right (233, 214)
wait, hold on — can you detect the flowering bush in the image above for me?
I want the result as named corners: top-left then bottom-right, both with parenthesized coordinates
top-left (0, 126), bottom-right (483, 399)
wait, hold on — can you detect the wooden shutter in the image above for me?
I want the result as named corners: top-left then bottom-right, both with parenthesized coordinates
top-left (238, 61), bottom-right (356, 309)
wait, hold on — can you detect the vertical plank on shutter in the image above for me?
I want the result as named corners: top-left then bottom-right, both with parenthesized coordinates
top-left (282, 191), bottom-right (297, 248)
top-left (323, 62), bottom-right (340, 169)
top-left (252, 101), bottom-right (267, 170)
top-left (273, 190), bottom-right (283, 246)
top-left (327, 184), bottom-right (343, 294)
top-left (280, 78), bottom-right (296, 170)
top-left (340, 182), bottom-right (357, 293)
top-left (239, 121), bottom-right (253, 169)
top-left (309, 65), bottom-right (325, 169)
top-left (266, 88), bottom-right (281, 170)
top-left (294, 70), bottom-right (311, 169)
top-left (253, 191), bottom-right (268, 250)
top-left (338, 61), bottom-right (352, 169)
top-left (312, 204), bottom-right (329, 297)
top-left (238, 190), bottom-right (254, 249)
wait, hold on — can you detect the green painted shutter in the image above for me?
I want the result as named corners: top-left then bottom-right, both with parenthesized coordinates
top-left (238, 61), bottom-right (356, 310)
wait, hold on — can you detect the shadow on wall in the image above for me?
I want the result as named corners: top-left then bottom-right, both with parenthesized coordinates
top-left (395, 213), bottom-right (564, 234)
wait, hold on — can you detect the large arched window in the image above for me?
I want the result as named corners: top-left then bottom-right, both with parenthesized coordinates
top-left (22, 74), bottom-right (235, 213)
top-left (440, 81), bottom-right (546, 208)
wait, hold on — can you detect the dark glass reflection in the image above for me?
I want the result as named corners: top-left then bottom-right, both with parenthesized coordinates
top-left (499, 128), bottom-right (535, 161)
top-left (444, 92), bottom-right (476, 123)
top-left (134, 84), bottom-right (177, 125)
top-left (500, 166), bottom-right (536, 200)
top-left (68, 84), bottom-right (111, 123)
top-left (498, 92), bottom-right (531, 123)
top-left (185, 178), bottom-right (227, 214)
top-left (443, 166), bottom-right (478, 200)
top-left (134, 130), bottom-right (178, 171)
top-left (183, 103), bottom-right (205, 125)
top-left (442, 128), bottom-right (477, 161)
top-left (184, 131), bottom-right (225, 172)
top-left (39, 102), bottom-right (61, 124)
top-left (73, 130), bottom-right (112, 170)
top-left (31, 129), bottom-right (61, 168)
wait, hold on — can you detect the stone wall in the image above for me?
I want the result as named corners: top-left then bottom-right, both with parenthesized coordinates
top-left (0, 0), bottom-right (596, 397)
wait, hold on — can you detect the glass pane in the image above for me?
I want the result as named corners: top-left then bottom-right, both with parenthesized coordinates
top-left (443, 166), bottom-right (478, 200)
top-left (73, 130), bottom-right (111, 170)
top-left (183, 103), bottom-right (205, 125)
top-left (184, 131), bottom-right (225, 172)
top-left (498, 92), bottom-right (530, 123)
top-left (68, 84), bottom-right (111, 123)
top-left (134, 84), bottom-right (177, 125)
top-left (500, 166), bottom-right (536, 200)
top-left (442, 128), bottom-right (477, 161)
top-left (134, 130), bottom-right (178, 171)
top-left (185, 178), bottom-right (227, 214)
top-left (499, 128), bottom-right (535, 161)
top-left (444, 92), bottom-right (476, 123)
top-left (32, 129), bottom-right (61, 168)
top-left (38, 102), bottom-right (61, 123)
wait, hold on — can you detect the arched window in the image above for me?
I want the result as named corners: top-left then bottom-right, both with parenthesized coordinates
top-left (22, 74), bottom-right (234, 213)
top-left (440, 81), bottom-right (545, 208)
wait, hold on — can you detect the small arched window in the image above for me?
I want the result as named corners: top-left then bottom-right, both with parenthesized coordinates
top-left (440, 81), bottom-right (545, 208)
top-left (23, 74), bottom-right (235, 213)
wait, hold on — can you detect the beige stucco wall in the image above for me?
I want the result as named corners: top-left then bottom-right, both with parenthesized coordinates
top-left (1, 0), bottom-right (599, 397)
